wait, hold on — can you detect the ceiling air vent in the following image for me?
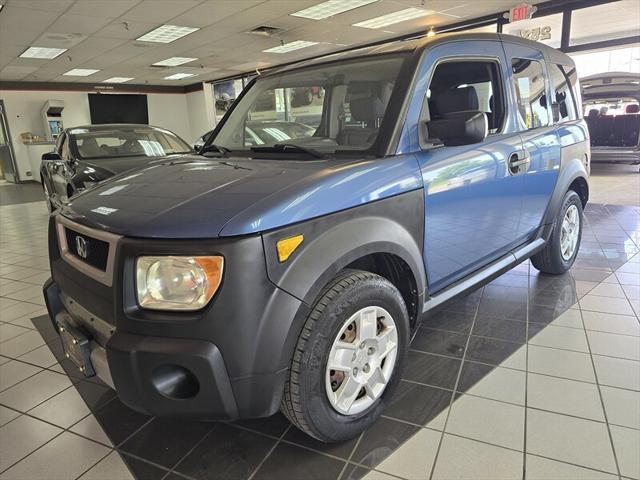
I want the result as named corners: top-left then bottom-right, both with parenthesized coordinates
top-left (247, 25), bottom-right (284, 37)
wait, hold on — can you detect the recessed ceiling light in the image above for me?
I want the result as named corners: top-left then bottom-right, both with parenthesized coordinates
top-left (152, 57), bottom-right (198, 67)
top-left (20, 46), bottom-right (67, 59)
top-left (263, 40), bottom-right (319, 54)
top-left (63, 68), bottom-right (100, 77)
top-left (353, 7), bottom-right (433, 29)
top-left (291, 0), bottom-right (378, 20)
top-left (137, 24), bottom-right (199, 43)
top-left (164, 73), bottom-right (197, 80)
top-left (102, 77), bottom-right (134, 83)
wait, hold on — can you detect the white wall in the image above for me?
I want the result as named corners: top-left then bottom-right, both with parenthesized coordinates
top-left (147, 93), bottom-right (191, 142)
top-left (0, 88), bottom-right (208, 182)
top-left (0, 90), bottom-right (91, 181)
top-left (185, 84), bottom-right (215, 143)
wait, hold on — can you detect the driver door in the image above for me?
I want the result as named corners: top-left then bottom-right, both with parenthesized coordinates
top-left (411, 41), bottom-right (528, 292)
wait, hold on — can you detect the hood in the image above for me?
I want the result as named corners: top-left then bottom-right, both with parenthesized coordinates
top-left (62, 155), bottom-right (422, 239)
top-left (79, 154), bottom-right (188, 179)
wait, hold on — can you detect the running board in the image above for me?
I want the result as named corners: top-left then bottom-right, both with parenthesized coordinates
top-left (422, 238), bottom-right (546, 313)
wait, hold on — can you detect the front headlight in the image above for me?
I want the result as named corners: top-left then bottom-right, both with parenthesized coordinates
top-left (136, 256), bottom-right (224, 311)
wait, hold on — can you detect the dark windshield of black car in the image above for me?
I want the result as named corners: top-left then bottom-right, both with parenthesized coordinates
top-left (71, 128), bottom-right (192, 159)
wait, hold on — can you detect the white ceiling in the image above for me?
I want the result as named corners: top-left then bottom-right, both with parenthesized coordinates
top-left (0, 0), bottom-right (542, 86)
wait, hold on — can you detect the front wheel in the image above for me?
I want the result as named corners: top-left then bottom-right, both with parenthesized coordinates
top-left (281, 270), bottom-right (409, 442)
top-left (531, 190), bottom-right (583, 274)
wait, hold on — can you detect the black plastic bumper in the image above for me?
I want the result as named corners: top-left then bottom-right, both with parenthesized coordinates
top-left (43, 276), bottom-right (298, 420)
top-left (107, 331), bottom-right (239, 419)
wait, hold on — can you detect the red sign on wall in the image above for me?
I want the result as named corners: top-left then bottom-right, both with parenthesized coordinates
top-left (507, 3), bottom-right (536, 22)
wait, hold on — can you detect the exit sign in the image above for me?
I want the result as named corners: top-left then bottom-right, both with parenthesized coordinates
top-left (506, 3), bottom-right (536, 22)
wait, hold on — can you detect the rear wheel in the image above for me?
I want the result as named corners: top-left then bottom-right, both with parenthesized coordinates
top-left (281, 270), bottom-right (409, 442)
top-left (531, 190), bottom-right (583, 274)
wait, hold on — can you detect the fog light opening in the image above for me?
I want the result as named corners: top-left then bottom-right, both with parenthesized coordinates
top-left (152, 365), bottom-right (200, 399)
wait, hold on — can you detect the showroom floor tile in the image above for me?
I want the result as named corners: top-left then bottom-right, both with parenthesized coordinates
top-left (0, 197), bottom-right (639, 480)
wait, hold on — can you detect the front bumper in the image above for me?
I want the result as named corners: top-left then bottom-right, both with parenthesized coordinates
top-left (44, 268), bottom-right (301, 420)
top-left (44, 278), bottom-right (240, 419)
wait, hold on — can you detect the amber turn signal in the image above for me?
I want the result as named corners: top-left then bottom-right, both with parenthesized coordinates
top-left (277, 235), bottom-right (304, 263)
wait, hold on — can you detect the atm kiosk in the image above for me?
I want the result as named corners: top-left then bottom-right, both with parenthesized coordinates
top-left (41, 100), bottom-right (65, 141)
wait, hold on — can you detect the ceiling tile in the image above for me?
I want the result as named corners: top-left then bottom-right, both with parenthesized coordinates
top-left (170, 0), bottom-right (264, 28)
top-left (0, 5), bottom-right (58, 32)
top-left (0, 65), bottom-right (40, 80)
top-left (6, 0), bottom-right (73, 12)
top-left (33, 32), bottom-right (89, 49)
top-left (66, 0), bottom-right (143, 18)
top-left (47, 13), bottom-right (114, 34)
top-left (120, 0), bottom-right (203, 23)
top-left (95, 19), bottom-right (159, 40)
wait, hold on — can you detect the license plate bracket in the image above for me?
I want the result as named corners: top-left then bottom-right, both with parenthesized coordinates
top-left (56, 316), bottom-right (96, 377)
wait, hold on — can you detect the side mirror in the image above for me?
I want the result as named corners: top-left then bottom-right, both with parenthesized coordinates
top-left (427, 111), bottom-right (488, 147)
top-left (42, 151), bottom-right (62, 161)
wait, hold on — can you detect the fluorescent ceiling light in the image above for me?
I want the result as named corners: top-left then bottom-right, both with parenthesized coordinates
top-left (20, 46), bottom-right (67, 59)
top-left (102, 77), bottom-right (134, 83)
top-left (137, 25), bottom-right (199, 43)
top-left (63, 68), bottom-right (100, 76)
top-left (164, 73), bottom-right (196, 80)
top-left (263, 40), bottom-right (319, 54)
top-left (291, 0), bottom-right (378, 20)
top-left (152, 57), bottom-right (197, 67)
top-left (353, 7), bottom-right (432, 29)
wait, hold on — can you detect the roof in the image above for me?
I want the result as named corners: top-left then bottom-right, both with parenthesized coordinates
top-left (265, 32), bottom-right (574, 76)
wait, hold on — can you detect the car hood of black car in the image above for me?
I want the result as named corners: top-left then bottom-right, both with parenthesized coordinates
top-left (80, 154), bottom-right (186, 178)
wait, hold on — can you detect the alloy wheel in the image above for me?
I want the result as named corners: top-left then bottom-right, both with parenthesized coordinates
top-left (325, 306), bottom-right (398, 415)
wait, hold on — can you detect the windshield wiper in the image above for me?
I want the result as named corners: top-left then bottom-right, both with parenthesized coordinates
top-left (199, 143), bottom-right (232, 157)
top-left (251, 143), bottom-right (328, 159)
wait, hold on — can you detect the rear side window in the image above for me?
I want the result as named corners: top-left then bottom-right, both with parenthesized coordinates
top-left (61, 135), bottom-right (70, 160)
top-left (549, 64), bottom-right (578, 122)
top-left (560, 65), bottom-right (580, 115)
top-left (511, 58), bottom-right (550, 130)
top-left (426, 60), bottom-right (505, 135)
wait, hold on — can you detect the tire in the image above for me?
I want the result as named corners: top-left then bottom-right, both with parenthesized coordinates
top-left (281, 270), bottom-right (409, 442)
top-left (531, 190), bottom-right (583, 275)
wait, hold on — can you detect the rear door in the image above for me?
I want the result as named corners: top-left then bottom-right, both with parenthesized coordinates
top-left (408, 40), bottom-right (528, 292)
top-left (502, 42), bottom-right (561, 239)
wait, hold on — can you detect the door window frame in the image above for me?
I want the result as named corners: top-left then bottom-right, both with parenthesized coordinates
top-left (507, 53), bottom-right (553, 132)
top-left (417, 55), bottom-right (508, 150)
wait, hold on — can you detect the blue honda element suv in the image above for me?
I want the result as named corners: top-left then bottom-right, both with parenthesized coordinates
top-left (44, 33), bottom-right (589, 442)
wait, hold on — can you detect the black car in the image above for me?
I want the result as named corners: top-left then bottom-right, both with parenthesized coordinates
top-left (41, 124), bottom-right (193, 210)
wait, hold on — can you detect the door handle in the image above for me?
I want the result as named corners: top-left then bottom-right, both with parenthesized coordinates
top-left (508, 151), bottom-right (530, 173)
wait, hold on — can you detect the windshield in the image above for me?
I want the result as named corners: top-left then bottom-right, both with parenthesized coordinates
top-left (72, 128), bottom-right (192, 159)
top-left (212, 54), bottom-right (408, 157)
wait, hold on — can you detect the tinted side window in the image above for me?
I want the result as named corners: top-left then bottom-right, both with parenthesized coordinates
top-left (426, 60), bottom-right (505, 138)
top-left (61, 135), bottom-right (70, 160)
top-left (549, 64), bottom-right (577, 122)
top-left (560, 64), bottom-right (580, 116)
top-left (511, 58), bottom-right (550, 130)
top-left (56, 133), bottom-right (66, 155)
